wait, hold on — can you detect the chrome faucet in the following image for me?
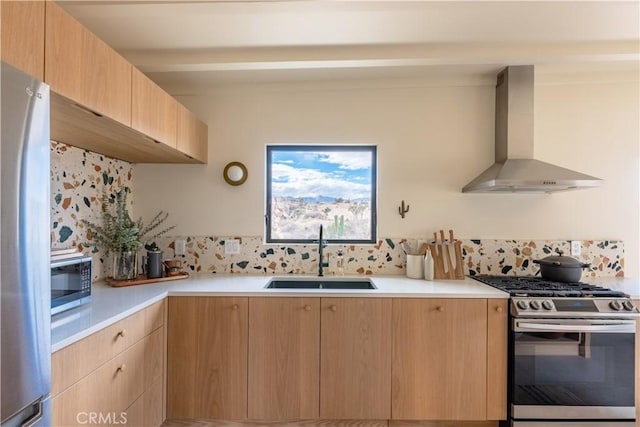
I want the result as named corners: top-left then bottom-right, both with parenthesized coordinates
top-left (317, 225), bottom-right (329, 277)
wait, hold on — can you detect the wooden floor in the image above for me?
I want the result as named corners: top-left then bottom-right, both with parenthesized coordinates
top-left (162, 419), bottom-right (498, 427)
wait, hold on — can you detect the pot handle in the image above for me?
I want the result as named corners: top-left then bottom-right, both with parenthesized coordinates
top-left (581, 263), bottom-right (591, 269)
top-left (532, 260), bottom-right (563, 266)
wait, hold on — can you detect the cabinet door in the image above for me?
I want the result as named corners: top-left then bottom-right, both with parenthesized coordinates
top-left (320, 298), bottom-right (392, 419)
top-left (392, 299), bottom-right (487, 420)
top-left (176, 103), bottom-right (208, 163)
top-left (248, 297), bottom-right (320, 419)
top-left (486, 299), bottom-right (508, 420)
top-left (132, 68), bottom-right (178, 148)
top-left (1, 1), bottom-right (45, 80)
top-left (45, 2), bottom-right (131, 126)
top-left (167, 297), bottom-right (248, 420)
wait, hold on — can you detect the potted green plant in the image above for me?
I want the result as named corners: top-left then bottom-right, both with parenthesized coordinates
top-left (83, 188), bottom-right (175, 280)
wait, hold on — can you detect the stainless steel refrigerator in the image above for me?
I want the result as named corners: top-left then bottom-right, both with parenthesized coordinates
top-left (1, 62), bottom-right (51, 426)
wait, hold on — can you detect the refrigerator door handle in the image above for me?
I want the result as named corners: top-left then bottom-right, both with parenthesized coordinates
top-left (21, 401), bottom-right (43, 427)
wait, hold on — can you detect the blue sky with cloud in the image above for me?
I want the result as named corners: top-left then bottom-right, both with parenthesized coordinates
top-left (271, 149), bottom-right (373, 200)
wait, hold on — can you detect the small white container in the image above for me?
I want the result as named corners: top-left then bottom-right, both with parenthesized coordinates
top-left (424, 248), bottom-right (434, 281)
top-left (406, 254), bottom-right (424, 279)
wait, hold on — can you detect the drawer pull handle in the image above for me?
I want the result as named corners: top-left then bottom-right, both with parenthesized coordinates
top-left (496, 306), bottom-right (504, 313)
top-left (437, 306), bottom-right (445, 312)
top-left (304, 305), bottom-right (312, 311)
top-left (330, 305), bottom-right (337, 312)
top-left (117, 364), bottom-right (126, 373)
top-left (232, 304), bottom-right (239, 311)
top-left (117, 329), bottom-right (126, 338)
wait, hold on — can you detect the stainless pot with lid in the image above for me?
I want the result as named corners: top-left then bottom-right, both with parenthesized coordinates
top-left (533, 249), bottom-right (590, 283)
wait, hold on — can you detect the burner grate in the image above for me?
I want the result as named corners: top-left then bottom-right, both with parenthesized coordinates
top-left (471, 275), bottom-right (628, 298)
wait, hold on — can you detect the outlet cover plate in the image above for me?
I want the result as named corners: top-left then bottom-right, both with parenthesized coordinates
top-left (570, 240), bottom-right (581, 256)
top-left (174, 239), bottom-right (186, 256)
top-left (225, 239), bottom-right (241, 255)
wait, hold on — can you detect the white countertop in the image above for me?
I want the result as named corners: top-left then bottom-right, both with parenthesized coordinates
top-left (583, 276), bottom-right (640, 299)
top-left (51, 274), bottom-right (507, 352)
top-left (52, 274), bottom-right (640, 353)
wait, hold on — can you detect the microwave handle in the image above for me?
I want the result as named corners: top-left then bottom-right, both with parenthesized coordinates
top-left (515, 321), bottom-right (636, 333)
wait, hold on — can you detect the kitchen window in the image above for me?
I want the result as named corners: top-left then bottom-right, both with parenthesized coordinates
top-left (266, 145), bottom-right (377, 244)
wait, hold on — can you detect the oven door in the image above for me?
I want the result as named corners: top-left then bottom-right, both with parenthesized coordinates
top-left (511, 318), bottom-right (636, 422)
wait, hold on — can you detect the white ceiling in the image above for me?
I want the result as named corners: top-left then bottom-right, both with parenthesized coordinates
top-left (59, 1), bottom-right (640, 91)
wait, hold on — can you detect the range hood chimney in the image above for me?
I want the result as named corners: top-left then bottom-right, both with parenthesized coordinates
top-left (462, 65), bottom-right (603, 193)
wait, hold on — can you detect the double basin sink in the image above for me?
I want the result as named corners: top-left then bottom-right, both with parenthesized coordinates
top-left (265, 278), bottom-right (376, 290)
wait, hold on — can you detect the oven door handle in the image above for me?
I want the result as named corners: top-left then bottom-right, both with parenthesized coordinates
top-left (515, 321), bottom-right (636, 333)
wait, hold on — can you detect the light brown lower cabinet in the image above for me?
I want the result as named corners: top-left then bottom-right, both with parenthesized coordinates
top-left (392, 298), bottom-right (488, 420)
top-left (248, 297), bottom-right (320, 420)
top-left (486, 299), bottom-right (508, 420)
top-left (167, 296), bottom-right (248, 420)
top-left (320, 298), bottom-right (392, 419)
top-left (248, 297), bottom-right (393, 420)
top-left (164, 296), bottom-right (507, 424)
top-left (51, 301), bottom-right (165, 426)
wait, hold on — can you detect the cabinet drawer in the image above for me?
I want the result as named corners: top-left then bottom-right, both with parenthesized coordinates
top-left (125, 376), bottom-right (164, 427)
top-left (144, 300), bottom-right (165, 336)
top-left (144, 327), bottom-right (164, 390)
top-left (112, 339), bottom-right (146, 413)
top-left (52, 315), bottom-right (134, 396)
top-left (51, 302), bottom-right (160, 396)
top-left (52, 354), bottom-right (123, 427)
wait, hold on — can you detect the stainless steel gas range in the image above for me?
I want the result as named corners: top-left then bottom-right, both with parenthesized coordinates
top-left (472, 276), bottom-right (638, 427)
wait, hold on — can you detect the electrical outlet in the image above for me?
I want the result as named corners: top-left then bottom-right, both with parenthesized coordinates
top-left (225, 239), bottom-right (241, 255)
top-left (570, 240), bottom-right (581, 256)
top-left (174, 239), bottom-right (186, 256)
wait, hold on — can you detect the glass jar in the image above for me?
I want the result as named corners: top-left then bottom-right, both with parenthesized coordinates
top-left (112, 250), bottom-right (138, 280)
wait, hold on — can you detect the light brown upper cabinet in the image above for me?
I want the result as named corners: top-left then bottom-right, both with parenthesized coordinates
top-left (392, 298), bottom-right (488, 420)
top-left (45, 2), bottom-right (132, 126)
top-left (167, 297), bottom-right (248, 420)
top-left (248, 298), bottom-right (320, 420)
top-left (132, 68), bottom-right (178, 149)
top-left (320, 298), bottom-right (392, 420)
top-left (1, 1), bottom-right (45, 80)
top-left (177, 103), bottom-right (208, 163)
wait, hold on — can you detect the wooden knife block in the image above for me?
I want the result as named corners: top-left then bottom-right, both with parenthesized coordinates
top-left (428, 241), bottom-right (464, 280)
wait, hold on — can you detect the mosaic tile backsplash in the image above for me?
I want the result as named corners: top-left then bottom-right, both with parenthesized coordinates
top-left (49, 143), bottom-right (624, 281)
top-left (153, 236), bottom-right (624, 278)
top-left (50, 141), bottom-right (133, 280)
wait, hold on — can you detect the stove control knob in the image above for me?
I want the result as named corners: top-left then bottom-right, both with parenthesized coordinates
top-left (623, 301), bottom-right (636, 311)
top-left (542, 300), bottom-right (554, 311)
top-left (609, 300), bottom-right (623, 311)
top-left (516, 300), bottom-right (528, 310)
top-left (529, 300), bottom-right (541, 310)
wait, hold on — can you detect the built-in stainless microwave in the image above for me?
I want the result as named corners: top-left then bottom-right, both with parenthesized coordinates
top-left (51, 255), bottom-right (92, 315)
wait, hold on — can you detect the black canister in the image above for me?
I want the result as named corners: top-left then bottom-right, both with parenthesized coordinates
top-left (146, 250), bottom-right (163, 278)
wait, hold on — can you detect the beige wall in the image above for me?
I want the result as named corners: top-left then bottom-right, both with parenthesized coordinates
top-left (134, 75), bottom-right (640, 277)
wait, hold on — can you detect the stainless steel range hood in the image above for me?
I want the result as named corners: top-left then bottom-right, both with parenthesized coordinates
top-left (462, 65), bottom-right (603, 193)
